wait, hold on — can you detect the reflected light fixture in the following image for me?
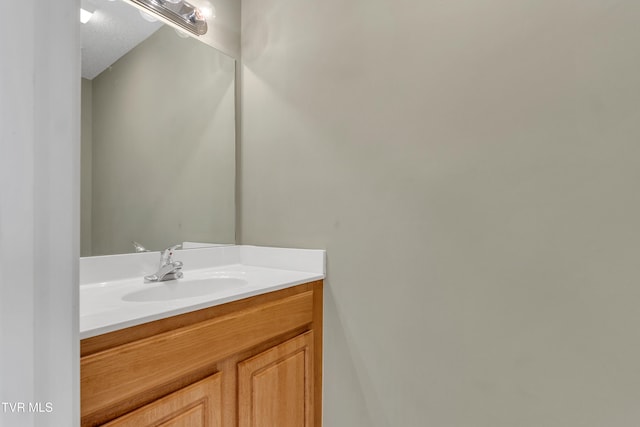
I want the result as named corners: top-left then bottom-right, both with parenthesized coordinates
top-left (80, 8), bottom-right (94, 24)
top-left (130, 0), bottom-right (208, 36)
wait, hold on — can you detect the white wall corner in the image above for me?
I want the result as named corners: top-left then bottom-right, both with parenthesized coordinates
top-left (0, 0), bottom-right (80, 426)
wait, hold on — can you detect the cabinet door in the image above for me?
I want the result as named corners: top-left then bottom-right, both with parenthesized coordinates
top-left (238, 332), bottom-right (314, 427)
top-left (102, 373), bottom-right (222, 427)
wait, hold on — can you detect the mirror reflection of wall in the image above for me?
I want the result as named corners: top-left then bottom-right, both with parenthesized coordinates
top-left (81, 3), bottom-right (236, 257)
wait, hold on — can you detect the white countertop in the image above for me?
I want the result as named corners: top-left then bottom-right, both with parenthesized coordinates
top-left (80, 246), bottom-right (325, 339)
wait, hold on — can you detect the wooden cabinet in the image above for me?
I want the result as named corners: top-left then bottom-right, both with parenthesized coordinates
top-left (238, 332), bottom-right (314, 427)
top-left (80, 281), bottom-right (322, 427)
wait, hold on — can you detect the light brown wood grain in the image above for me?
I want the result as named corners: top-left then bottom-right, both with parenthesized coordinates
top-left (238, 332), bottom-right (314, 427)
top-left (217, 356), bottom-right (237, 427)
top-left (102, 373), bottom-right (222, 427)
top-left (81, 291), bottom-right (313, 424)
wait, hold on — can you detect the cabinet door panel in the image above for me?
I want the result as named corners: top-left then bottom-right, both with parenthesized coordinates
top-left (103, 373), bottom-right (222, 427)
top-left (238, 332), bottom-right (313, 427)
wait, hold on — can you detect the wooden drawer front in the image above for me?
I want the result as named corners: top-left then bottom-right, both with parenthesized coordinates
top-left (238, 332), bottom-right (314, 427)
top-left (102, 373), bottom-right (222, 427)
top-left (82, 291), bottom-right (313, 424)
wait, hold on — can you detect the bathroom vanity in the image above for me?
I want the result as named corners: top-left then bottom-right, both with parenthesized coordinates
top-left (80, 246), bottom-right (325, 427)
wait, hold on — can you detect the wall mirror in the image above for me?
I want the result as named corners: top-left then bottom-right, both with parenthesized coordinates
top-left (81, 0), bottom-right (236, 257)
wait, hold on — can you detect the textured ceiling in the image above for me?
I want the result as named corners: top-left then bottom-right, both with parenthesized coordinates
top-left (81, 0), bottom-right (163, 80)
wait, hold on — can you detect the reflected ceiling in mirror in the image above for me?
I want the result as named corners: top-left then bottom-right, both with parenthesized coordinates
top-left (81, 0), bottom-right (236, 257)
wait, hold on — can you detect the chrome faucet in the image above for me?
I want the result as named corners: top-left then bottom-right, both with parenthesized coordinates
top-left (144, 244), bottom-right (184, 282)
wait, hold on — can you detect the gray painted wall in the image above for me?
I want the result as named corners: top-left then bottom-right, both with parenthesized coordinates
top-left (240, 1), bottom-right (640, 425)
top-left (89, 26), bottom-right (236, 255)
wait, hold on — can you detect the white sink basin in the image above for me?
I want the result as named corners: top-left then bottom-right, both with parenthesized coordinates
top-left (80, 246), bottom-right (326, 339)
top-left (122, 277), bottom-right (249, 302)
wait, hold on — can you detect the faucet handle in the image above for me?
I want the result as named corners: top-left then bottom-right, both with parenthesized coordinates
top-left (160, 244), bottom-right (182, 266)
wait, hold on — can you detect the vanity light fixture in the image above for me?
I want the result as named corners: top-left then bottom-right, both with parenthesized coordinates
top-left (130, 0), bottom-right (208, 36)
